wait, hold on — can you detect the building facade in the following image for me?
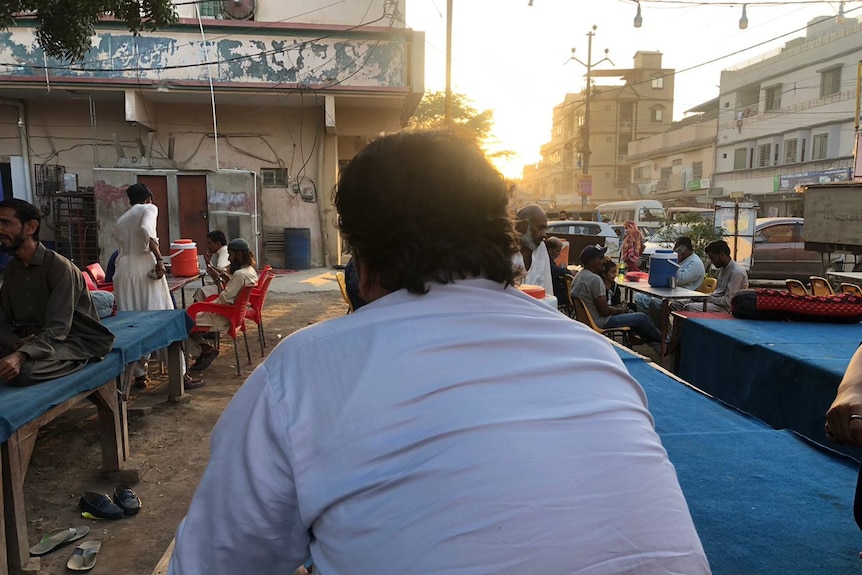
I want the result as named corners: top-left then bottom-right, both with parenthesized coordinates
top-left (0, 0), bottom-right (423, 268)
top-left (714, 16), bottom-right (859, 217)
top-left (626, 99), bottom-right (718, 208)
top-left (521, 51), bottom-right (674, 215)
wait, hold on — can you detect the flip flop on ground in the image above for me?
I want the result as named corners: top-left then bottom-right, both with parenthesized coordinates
top-left (29, 526), bottom-right (90, 557)
top-left (67, 541), bottom-right (101, 571)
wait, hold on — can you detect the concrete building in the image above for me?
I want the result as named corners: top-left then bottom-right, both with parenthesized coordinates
top-left (714, 15), bottom-right (859, 217)
top-left (521, 51), bottom-right (674, 215)
top-left (0, 0), bottom-right (423, 268)
top-left (626, 99), bottom-right (718, 207)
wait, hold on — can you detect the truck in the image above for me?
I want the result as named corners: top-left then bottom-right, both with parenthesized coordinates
top-left (801, 181), bottom-right (862, 273)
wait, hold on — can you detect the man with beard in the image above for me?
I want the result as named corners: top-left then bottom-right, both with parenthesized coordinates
top-left (684, 240), bottom-right (748, 313)
top-left (0, 199), bottom-right (113, 386)
top-left (512, 204), bottom-right (553, 295)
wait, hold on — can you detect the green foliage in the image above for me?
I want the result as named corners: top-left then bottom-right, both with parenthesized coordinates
top-left (406, 91), bottom-right (513, 160)
top-left (656, 212), bottom-right (725, 265)
top-left (0, 0), bottom-right (178, 61)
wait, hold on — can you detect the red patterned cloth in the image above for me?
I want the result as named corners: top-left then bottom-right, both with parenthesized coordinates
top-left (732, 288), bottom-right (862, 323)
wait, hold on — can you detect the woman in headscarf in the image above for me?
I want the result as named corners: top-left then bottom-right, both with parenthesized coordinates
top-left (621, 220), bottom-right (643, 272)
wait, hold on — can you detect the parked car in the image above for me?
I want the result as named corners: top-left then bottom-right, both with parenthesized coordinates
top-left (547, 220), bottom-right (620, 261)
top-left (639, 217), bottom-right (846, 281)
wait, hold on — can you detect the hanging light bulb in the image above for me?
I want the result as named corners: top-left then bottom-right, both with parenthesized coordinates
top-left (738, 4), bottom-right (748, 30)
top-left (837, 1), bottom-right (846, 24)
top-left (634, 1), bottom-right (643, 28)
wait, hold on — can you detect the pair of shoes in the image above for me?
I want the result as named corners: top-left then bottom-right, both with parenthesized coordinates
top-left (183, 373), bottom-right (206, 390)
top-left (67, 540), bottom-right (101, 571)
top-left (133, 375), bottom-right (148, 389)
top-left (190, 348), bottom-right (219, 371)
top-left (29, 526), bottom-right (90, 556)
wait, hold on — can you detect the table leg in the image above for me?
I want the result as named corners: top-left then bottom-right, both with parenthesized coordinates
top-left (181, 287), bottom-right (187, 309)
top-left (659, 299), bottom-right (671, 361)
top-left (1, 438), bottom-right (38, 574)
top-left (0, 454), bottom-right (8, 575)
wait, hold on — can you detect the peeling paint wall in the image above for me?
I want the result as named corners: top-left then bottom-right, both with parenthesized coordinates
top-left (0, 29), bottom-right (407, 89)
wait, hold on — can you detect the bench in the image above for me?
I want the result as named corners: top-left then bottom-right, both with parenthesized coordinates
top-left (0, 310), bottom-right (192, 575)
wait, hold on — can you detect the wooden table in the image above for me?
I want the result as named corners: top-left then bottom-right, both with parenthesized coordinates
top-left (166, 272), bottom-right (205, 308)
top-left (618, 280), bottom-right (709, 359)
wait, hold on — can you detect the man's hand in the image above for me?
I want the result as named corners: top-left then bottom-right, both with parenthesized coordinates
top-left (0, 351), bottom-right (27, 381)
top-left (13, 335), bottom-right (33, 351)
top-left (825, 346), bottom-right (862, 446)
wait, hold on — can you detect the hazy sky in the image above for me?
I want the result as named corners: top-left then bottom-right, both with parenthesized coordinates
top-left (406, 0), bottom-right (856, 178)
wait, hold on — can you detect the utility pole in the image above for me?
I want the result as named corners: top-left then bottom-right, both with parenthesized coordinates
top-left (568, 26), bottom-right (612, 209)
top-left (444, 0), bottom-right (453, 125)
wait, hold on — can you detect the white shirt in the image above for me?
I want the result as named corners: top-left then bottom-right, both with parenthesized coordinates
top-left (209, 245), bottom-right (230, 272)
top-left (169, 280), bottom-right (710, 575)
top-left (676, 253), bottom-right (706, 291)
top-left (512, 241), bottom-right (554, 295)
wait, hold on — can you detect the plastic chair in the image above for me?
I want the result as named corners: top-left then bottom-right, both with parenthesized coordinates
top-left (841, 283), bottom-right (862, 296)
top-left (572, 297), bottom-right (631, 347)
top-left (786, 278), bottom-right (808, 296)
top-left (244, 269), bottom-right (275, 356)
top-left (809, 276), bottom-right (834, 296)
top-left (187, 285), bottom-right (254, 376)
top-left (82, 271), bottom-right (98, 291)
top-left (335, 271), bottom-right (354, 313)
top-left (696, 277), bottom-right (717, 294)
top-left (85, 262), bottom-right (113, 291)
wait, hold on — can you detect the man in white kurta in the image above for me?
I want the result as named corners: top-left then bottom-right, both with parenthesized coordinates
top-left (512, 204), bottom-right (553, 295)
top-left (193, 230), bottom-right (231, 302)
top-left (169, 131), bottom-right (709, 575)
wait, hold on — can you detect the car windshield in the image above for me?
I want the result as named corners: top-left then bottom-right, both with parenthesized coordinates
top-left (639, 207), bottom-right (666, 222)
top-left (648, 224), bottom-right (689, 243)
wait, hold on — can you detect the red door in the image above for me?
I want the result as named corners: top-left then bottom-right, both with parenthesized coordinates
top-left (177, 175), bottom-right (209, 247)
top-left (136, 175), bottom-right (170, 249)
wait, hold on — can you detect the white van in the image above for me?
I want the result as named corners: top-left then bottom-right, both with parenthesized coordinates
top-left (665, 206), bottom-right (714, 222)
top-left (595, 200), bottom-right (665, 227)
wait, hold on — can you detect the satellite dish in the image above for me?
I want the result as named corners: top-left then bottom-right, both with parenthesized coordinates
top-left (222, 0), bottom-right (255, 20)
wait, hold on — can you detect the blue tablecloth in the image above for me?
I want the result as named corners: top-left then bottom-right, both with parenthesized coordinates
top-left (618, 349), bottom-right (862, 574)
top-left (676, 317), bottom-right (862, 459)
top-left (0, 310), bottom-right (192, 443)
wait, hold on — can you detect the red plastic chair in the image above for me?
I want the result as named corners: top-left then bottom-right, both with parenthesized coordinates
top-left (186, 285), bottom-right (254, 376)
top-left (85, 262), bottom-right (113, 292)
top-left (244, 269), bottom-right (275, 356)
top-left (82, 271), bottom-right (98, 291)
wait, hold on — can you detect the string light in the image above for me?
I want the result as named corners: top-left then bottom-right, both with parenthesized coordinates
top-left (634, 1), bottom-right (643, 27)
top-left (739, 4), bottom-right (748, 29)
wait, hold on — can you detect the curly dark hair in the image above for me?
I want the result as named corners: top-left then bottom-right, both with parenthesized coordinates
top-left (335, 130), bottom-right (517, 294)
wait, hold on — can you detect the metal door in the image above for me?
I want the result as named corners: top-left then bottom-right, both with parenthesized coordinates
top-left (136, 175), bottom-right (170, 249)
top-left (177, 175), bottom-right (209, 246)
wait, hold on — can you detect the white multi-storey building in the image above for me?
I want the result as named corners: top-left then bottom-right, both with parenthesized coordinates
top-left (714, 15), bottom-right (858, 217)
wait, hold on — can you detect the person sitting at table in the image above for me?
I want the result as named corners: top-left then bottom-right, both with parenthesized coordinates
top-left (635, 236), bottom-right (706, 322)
top-left (570, 244), bottom-right (665, 354)
top-left (683, 240), bottom-right (747, 314)
top-left (187, 238), bottom-right (259, 372)
top-left (544, 236), bottom-right (570, 305)
top-left (168, 130), bottom-right (708, 575)
top-left (512, 204), bottom-right (553, 295)
top-left (0, 199), bottom-right (114, 387)
top-left (601, 257), bottom-right (635, 309)
top-left (193, 230), bottom-right (231, 303)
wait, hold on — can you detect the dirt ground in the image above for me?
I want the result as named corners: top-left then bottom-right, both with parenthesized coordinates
top-left (22, 291), bottom-right (346, 575)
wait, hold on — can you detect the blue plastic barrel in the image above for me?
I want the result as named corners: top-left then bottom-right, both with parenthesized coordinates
top-left (648, 249), bottom-right (679, 287)
top-left (284, 228), bottom-right (311, 270)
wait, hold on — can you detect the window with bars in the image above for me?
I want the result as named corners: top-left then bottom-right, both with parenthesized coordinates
top-left (764, 85), bottom-right (781, 111)
top-left (660, 167), bottom-right (672, 179)
top-left (812, 134), bottom-right (829, 160)
top-left (692, 161), bottom-right (703, 179)
top-left (733, 148), bottom-right (747, 170)
top-left (198, 1), bottom-right (224, 17)
top-left (757, 144), bottom-right (771, 167)
top-left (820, 67), bottom-right (841, 97)
top-left (783, 139), bottom-right (797, 164)
top-left (261, 168), bottom-right (289, 187)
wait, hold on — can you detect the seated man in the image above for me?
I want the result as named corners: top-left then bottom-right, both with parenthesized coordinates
top-left (544, 236), bottom-right (570, 306)
top-left (512, 204), bottom-right (553, 295)
top-left (188, 238), bottom-right (258, 372)
top-left (193, 230), bottom-right (231, 303)
top-left (684, 239), bottom-right (748, 313)
top-left (168, 130), bottom-right (708, 575)
top-left (571, 244), bottom-right (665, 353)
top-left (635, 236), bottom-right (706, 322)
top-left (0, 199), bottom-right (114, 386)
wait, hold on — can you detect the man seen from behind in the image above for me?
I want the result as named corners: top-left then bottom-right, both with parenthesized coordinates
top-left (168, 130), bottom-right (710, 575)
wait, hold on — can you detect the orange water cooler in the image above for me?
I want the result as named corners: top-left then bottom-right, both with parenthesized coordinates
top-left (169, 239), bottom-right (199, 277)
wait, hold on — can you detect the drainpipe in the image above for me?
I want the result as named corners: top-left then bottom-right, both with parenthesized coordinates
top-left (0, 98), bottom-right (33, 202)
top-left (315, 133), bottom-right (331, 267)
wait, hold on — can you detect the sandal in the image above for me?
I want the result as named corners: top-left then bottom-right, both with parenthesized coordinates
top-left (133, 375), bottom-right (149, 389)
top-left (29, 526), bottom-right (90, 557)
top-left (67, 541), bottom-right (101, 571)
top-left (183, 374), bottom-right (206, 390)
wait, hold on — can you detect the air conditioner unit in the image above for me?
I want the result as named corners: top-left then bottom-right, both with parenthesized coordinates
top-left (708, 187), bottom-right (724, 197)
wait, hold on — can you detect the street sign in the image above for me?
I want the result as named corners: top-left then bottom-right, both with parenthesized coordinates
top-left (577, 175), bottom-right (592, 197)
